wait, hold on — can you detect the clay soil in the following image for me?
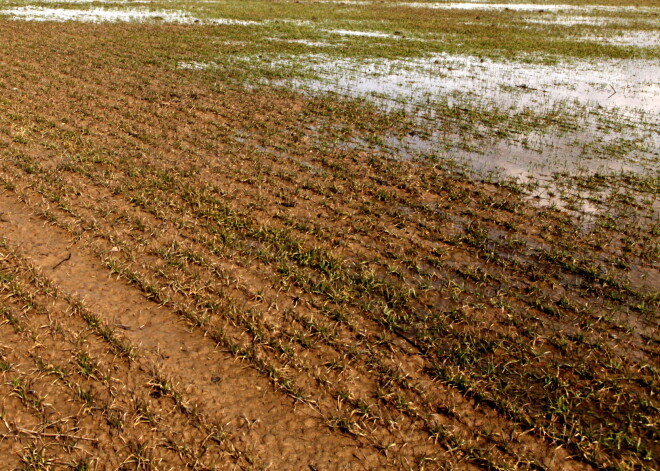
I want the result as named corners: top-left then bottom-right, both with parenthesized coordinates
top-left (0, 21), bottom-right (658, 470)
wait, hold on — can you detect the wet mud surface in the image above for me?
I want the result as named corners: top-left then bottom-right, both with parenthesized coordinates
top-left (0, 4), bottom-right (658, 470)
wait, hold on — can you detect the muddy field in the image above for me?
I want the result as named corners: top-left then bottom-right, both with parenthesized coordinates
top-left (0, 1), bottom-right (658, 470)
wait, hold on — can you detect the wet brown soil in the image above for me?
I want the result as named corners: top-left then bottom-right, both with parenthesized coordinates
top-left (0, 21), bottom-right (657, 470)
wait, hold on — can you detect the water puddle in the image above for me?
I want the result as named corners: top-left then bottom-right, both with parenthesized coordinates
top-left (317, 1), bottom-right (656, 13)
top-left (578, 31), bottom-right (660, 48)
top-left (345, 129), bottom-right (658, 222)
top-left (267, 38), bottom-right (336, 47)
top-left (0, 6), bottom-right (265, 24)
top-left (0, 6), bottom-right (196, 23)
top-left (348, 126), bottom-right (652, 178)
top-left (322, 29), bottom-right (400, 39)
top-left (266, 53), bottom-right (660, 117)
top-left (0, 6), bottom-right (318, 27)
top-left (523, 15), bottom-right (659, 27)
top-left (16, 0), bottom-right (152, 3)
top-left (396, 2), bottom-right (656, 12)
top-left (242, 51), bottom-right (659, 201)
top-left (177, 61), bottom-right (218, 70)
top-left (397, 3), bottom-right (575, 11)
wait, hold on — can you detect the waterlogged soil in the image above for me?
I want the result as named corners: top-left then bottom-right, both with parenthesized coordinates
top-left (2, 0), bottom-right (659, 190)
top-left (0, 5), bottom-right (264, 24)
top-left (0, 19), bottom-right (658, 471)
top-left (262, 52), bottom-right (658, 182)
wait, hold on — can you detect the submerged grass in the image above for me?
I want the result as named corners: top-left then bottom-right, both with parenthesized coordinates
top-left (1, 0), bottom-right (659, 61)
top-left (5, 0), bottom-right (648, 183)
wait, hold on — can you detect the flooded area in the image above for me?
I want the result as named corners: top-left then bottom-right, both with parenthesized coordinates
top-left (2, 0), bottom-right (657, 208)
top-left (322, 29), bottom-right (401, 38)
top-left (177, 60), bottom-right (218, 70)
top-left (268, 53), bottom-right (660, 116)
top-left (522, 15), bottom-right (660, 26)
top-left (259, 52), bottom-right (658, 185)
top-left (0, 6), bottom-right (207, 23)
top-left (318, 1), bottom-right (658, 13)
top-left (577, 31), bottom-right (660, 48)
top-left (394, 2), bottom-right (657, 13)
